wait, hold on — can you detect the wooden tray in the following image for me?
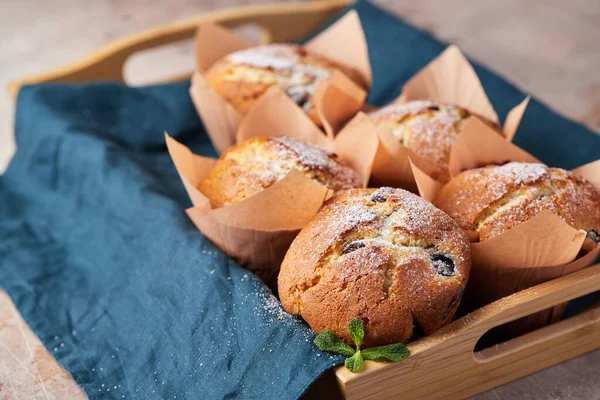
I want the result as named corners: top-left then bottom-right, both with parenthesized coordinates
top-left (8, 1), bottom-right (600, 399)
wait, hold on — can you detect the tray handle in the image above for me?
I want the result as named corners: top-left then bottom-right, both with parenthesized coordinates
top-left (337, 263), bottom-right (600, 399)
top-left (467, 262), bottom-right (600, 337)
top-left (6, 0), bottom-right (352, 99)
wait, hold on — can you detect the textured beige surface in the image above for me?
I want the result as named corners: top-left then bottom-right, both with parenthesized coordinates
top-left (0, 291), bottom-right (86, 399)
top-left (0, 0), bottom-right (599, 399)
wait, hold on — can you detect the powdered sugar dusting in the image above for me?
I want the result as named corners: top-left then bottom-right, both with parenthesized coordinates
top-left (257, 287), bottom-right (287, 317)
top-left (271, 137), bottom-right (361, 190)
top-left (321, 202), bottom-right (379, 235)
top-left (392, 190), bottom-right (439, 231)
top-left (224, 44), bottom-right (333, 111)
top-left (272, 137), bottom-right (333, 170)
top-left (484, 162), bottom-right (548, 186)
top-left (226, 44), bottom-right (299, 70)
top-left (370, 188), bottom-right (458, 238)
top-left (293, 63), bottom-right (331, 80)
top-left (331, 240), bottom-right (392, 284)
top-left (337, 203), bottom-right (379, 230)
top-left (448, 162), bottom-right (550, 211)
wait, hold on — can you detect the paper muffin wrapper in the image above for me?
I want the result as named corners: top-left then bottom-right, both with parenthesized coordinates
top-left (410, 120), bottom-right (600, 332)
top-left (368, 44), bottom-right (531, 189)
top-left (397, 45), bottom-right (499, 124)
top-left (190, 10), bottom-right (371, 154)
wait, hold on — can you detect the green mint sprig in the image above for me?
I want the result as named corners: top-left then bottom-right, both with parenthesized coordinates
top-left (313, 318), bottom-right (410, 373)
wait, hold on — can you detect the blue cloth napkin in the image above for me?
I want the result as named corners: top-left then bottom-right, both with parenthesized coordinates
top-left (1, 1), bottom-right (599, 399)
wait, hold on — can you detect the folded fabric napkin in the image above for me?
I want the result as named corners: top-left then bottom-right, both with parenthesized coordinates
top-left (1, 1), bottom-right (599, 399)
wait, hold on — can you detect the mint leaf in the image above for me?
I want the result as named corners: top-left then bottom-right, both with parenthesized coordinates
top-left (314, 330), bottom-right (355, 357)
top-left (344, 350), bottom-right (363, 372)
top-left (314, 319), bottom-right (410, 373)
top-left (362, 343), bottom-right (410, 362)
top-left (347, 318), bottom-right (364, 350)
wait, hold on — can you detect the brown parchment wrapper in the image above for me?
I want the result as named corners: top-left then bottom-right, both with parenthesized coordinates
top-left (410, 119), bottom-right (600, 332)
top-left (369, 44), bottom-right (531, 190)
top-left (165, 132), bottom-right (333, 283)
top-left (397, 45), bottom-right (499, 123)
top-left (190, 10), bottom-right (370, 154)
top-left (303, 10), bottom-right (371, 89)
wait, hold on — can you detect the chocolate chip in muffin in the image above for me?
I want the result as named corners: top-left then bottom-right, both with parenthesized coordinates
top-left (370, 188), bottom-right (389, 203)
top-left (587, 230), bottom-right (599, 244)
top-left (342, 240), bottom-right (366, 255)
top-left (427, 105), bottom-right (440, 111)
top-left (431, 253), bottom-right (456, 277)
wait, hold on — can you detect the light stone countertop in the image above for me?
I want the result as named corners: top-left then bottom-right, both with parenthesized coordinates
top-left (0, 0), bottom-right (599, 399)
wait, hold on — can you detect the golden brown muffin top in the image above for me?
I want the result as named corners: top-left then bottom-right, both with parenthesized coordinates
top-left (278, 187), bottom-right (471, 346)
top-left (205, 43), bottom-right (364, 117)
top-left (434, 162), bottom-right (600, 242)
top-left (198, 136), bottom-right (362, 208)
top-left (368, 100), bottom-right (499, 182)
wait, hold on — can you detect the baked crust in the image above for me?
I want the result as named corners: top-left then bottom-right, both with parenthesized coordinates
top-left (198, 136), bottom-right (362, 208)
top-left (368, 101), bottom-right (500, 182)
top-left (278, 187), bottom-right (471, 346)
top-left (205, 43), bottom-right (366, 127)
top-left (434, 162), bottom-right (600, 242)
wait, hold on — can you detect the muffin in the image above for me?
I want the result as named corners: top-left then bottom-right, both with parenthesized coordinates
top-left (204, 43), bottom-right (366, 127)
top-left (368, 101), bottom-right (500, 182)
top-left (198, 136), bottom-right (362, 208)
top-left (434, 162), bottom-right (600, 243)
top-left (278, 187), bottom-right (471, 346)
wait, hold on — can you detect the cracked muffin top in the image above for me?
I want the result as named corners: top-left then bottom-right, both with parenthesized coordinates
top-left (204, 43), bottom-right (366, 127)
top-left (278, 187), bottom-right (471, 346)
top-left (368, 100), bottom-right (500, 182)
top-left (434, 162), bottom-right (600, 243)
top-left (198, 136), bottom-right (362, 208)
